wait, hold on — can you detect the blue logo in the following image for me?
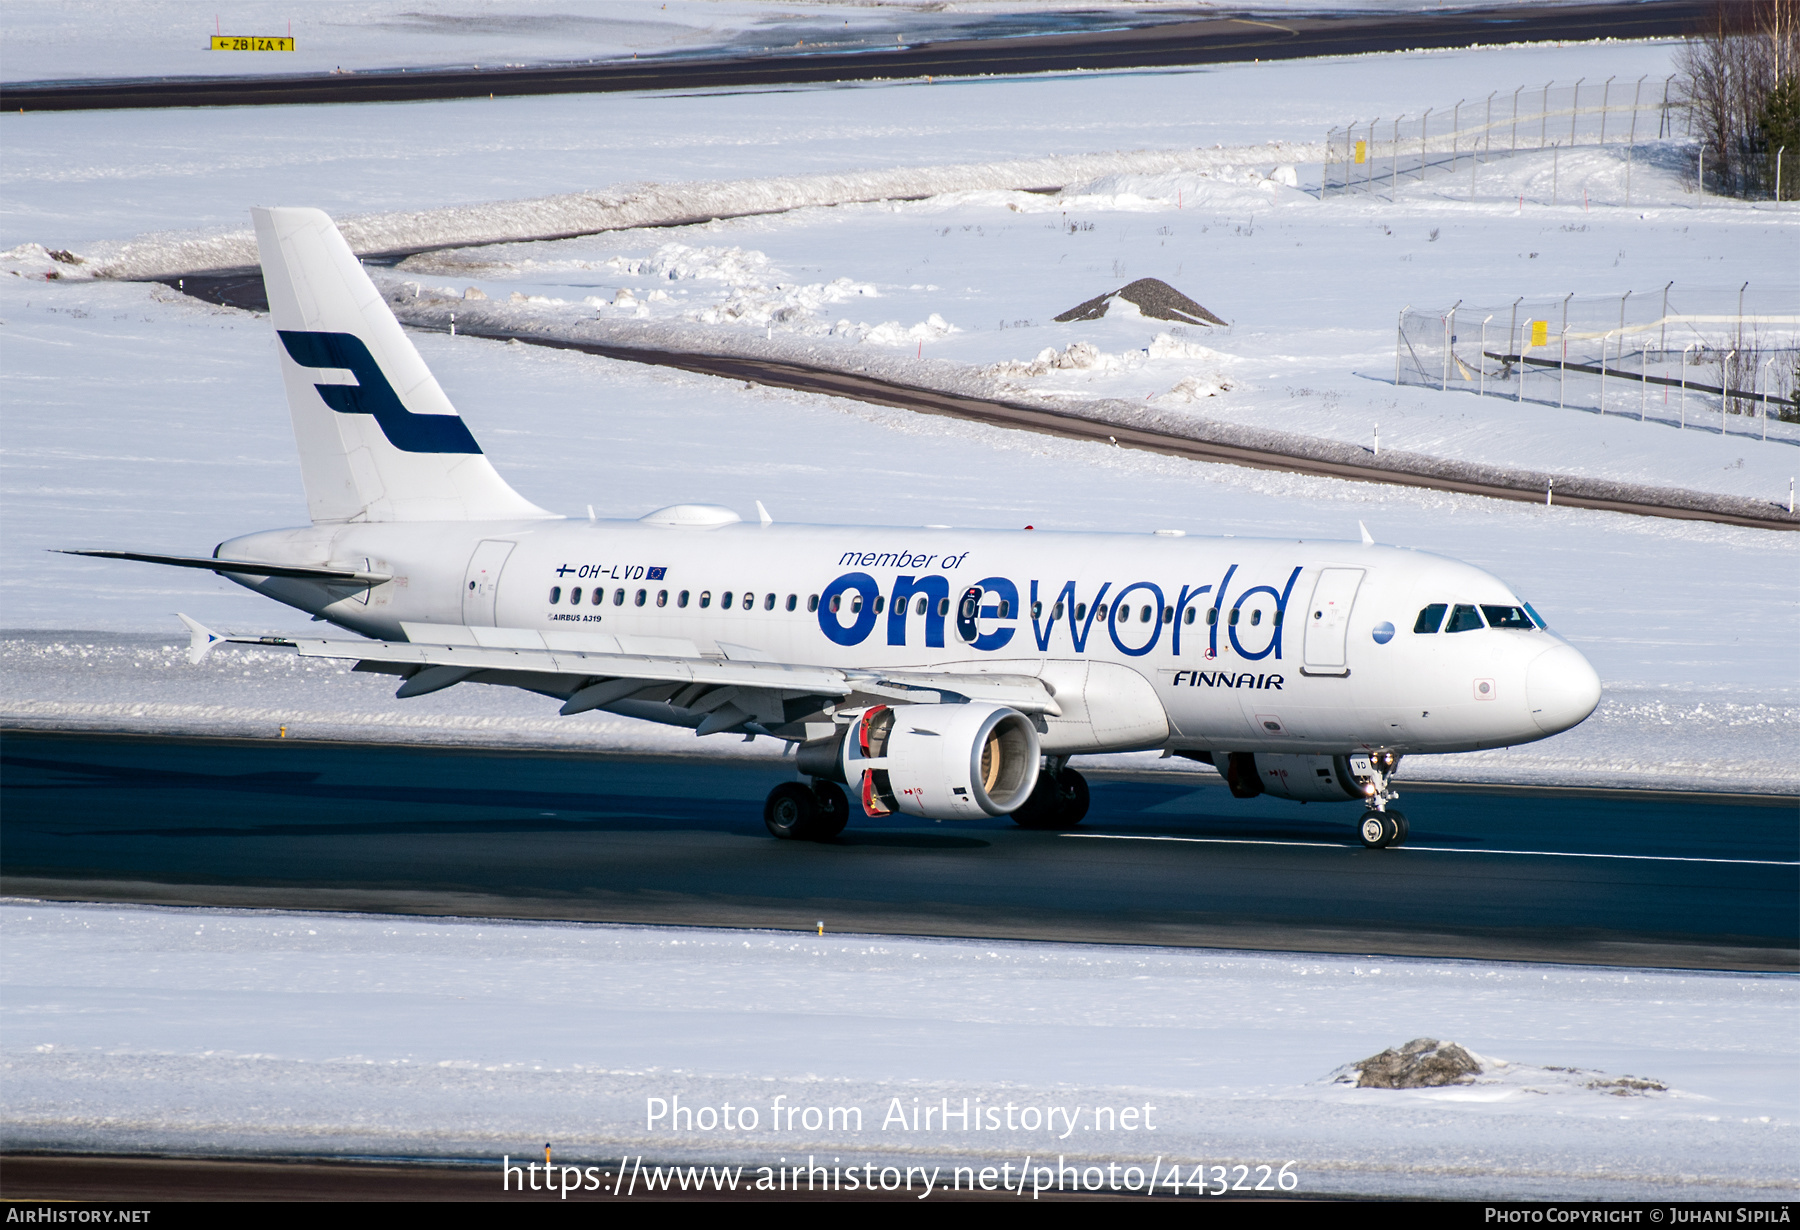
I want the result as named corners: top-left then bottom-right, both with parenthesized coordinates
top-left (278, 330), bottom-right (481, 454)
top-left (1371, 621), bottom-right (1395, 644)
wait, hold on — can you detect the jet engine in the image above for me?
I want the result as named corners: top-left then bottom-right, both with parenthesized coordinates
top-left (805, 703), bottom-right (1040, 820)
top-left (1217, 752), bottom-right (1382, 803)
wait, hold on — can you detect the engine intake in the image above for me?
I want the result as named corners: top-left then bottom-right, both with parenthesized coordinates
top-left (834, 703), bottom-right (1040, 820)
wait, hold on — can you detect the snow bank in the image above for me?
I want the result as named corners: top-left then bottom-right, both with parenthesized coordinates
top-left (76, 148), bottom-right (1315, 282)
top-left (3, 902), bottom-right (1793, 1199)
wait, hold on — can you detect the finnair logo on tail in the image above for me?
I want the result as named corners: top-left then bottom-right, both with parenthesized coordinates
top-left (278, 330), bottom-right (481, 454)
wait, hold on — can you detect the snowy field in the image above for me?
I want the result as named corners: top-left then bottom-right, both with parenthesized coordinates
top-left (1, 20), bottom-right (1797, 1200)
top-left (3, 902), bottom-right (1794, 1200)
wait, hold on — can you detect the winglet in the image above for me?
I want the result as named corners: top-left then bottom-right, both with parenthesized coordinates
top-left (756, 500), bottom-right (773, 526)
top-left (1358, 521), bottom-right (1374, 546)
top-left (177, 613), bottom-right (225, 665)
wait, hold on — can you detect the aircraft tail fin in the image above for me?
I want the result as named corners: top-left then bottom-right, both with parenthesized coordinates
top-left (251, 206), bottom-right (551, 524)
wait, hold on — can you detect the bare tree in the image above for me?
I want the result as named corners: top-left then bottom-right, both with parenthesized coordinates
top-left (1677, 0), bottom-right (1800, 195)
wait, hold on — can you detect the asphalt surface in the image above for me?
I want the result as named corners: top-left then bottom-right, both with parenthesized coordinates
top-left (4, 730), bottom-right (1794, 970)
top-left (2, 2), bottom-right (1710, 112)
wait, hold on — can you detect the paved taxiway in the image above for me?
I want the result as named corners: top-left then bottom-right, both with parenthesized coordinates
top-left (3, 3), bottom-right (1710, 112)
top-left (3, 731), bottom-right (1792, 970)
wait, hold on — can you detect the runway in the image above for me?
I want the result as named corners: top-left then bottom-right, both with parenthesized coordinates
top-left (2, 2), bottom-right (1708, 112)
top-left (3, 730), bottom-right (1793, 970)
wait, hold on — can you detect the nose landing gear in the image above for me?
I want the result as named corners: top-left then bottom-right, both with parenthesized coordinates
top-left (764, 778), bottom-right (850, 841)
top-left (1355, 750), bottom-right (1407, 849)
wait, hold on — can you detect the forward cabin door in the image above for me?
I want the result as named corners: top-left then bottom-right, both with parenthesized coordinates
top-left (461, 540), bottom-right (515, 626)
top-left (1302, 567), bottom-right (1364, 675)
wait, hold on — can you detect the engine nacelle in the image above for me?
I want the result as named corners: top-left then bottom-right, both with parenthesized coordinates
top-left (840, 703), bottom-right (1040, 820)
top-left (1217, 752), bottom-right (1382, 803)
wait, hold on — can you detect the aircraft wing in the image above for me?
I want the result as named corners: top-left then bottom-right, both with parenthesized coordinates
top-left (177, 616), bottom-right (1059, 737)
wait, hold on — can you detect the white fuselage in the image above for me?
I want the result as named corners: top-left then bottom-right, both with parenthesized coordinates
top-left (218, 511), bottom-right (1601, 757)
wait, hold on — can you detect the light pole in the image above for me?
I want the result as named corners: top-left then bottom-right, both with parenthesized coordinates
top-left (1723, 349), bottom-right (1736, 434)
top-left (1762, 356), bottom-right (1777, 441)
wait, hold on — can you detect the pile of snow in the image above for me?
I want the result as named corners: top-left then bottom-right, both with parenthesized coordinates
top-left (1339, 1037), bottom-right (1485, 1088)
top-left (1054, 277), bottom-right (1228, 327)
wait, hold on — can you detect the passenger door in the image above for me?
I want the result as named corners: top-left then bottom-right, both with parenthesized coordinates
top-left (1302, 568), bottom-right (1364, 675)
top-left (461, 540), bottom-right (515, 626)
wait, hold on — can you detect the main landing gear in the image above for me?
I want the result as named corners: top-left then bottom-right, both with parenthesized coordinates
top-left (1355, 750), bottom-right (1407, 849)
top-left (1010, 760), bottom-right (1090, 831)
top-left (764, 779), bottom-right (850, 842)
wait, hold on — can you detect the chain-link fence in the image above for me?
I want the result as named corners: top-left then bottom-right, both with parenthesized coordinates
top-left (1324, 77), bottom-right (1681, 203)
top-left (1395, 287), bottom-right (1800, 441)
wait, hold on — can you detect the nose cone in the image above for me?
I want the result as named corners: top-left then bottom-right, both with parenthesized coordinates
top-left (1526, 642), bottom-right (1602, 735)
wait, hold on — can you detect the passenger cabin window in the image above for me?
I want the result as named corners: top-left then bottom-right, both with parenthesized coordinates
top-left (700, 591), bottom-right (712, 608)
top-left (808, 594), bottom-right (819, 613)
top-left (873, 595), bottom-right (884, 614)
top-left (1414, 603), bottom-right (1447, 633)
top-left (1249, 609), bottom-right (1262, 626)
top-left (1183, 607), bottom-right (1195, 625)
top-left (1481, 604), bottom-right (1535, 629)
top-left (635, 589), bottom-right (647, 606)
top-left (722, 592), bottom-right (734, 610)
top-left (786, 594), bottom-right (797, 612)
top-left (937, 598), bottom-right (950, 617)
top-left (1445, 603), bottom-right (1485, 633)
top-left (657, 590), bottom-right (668, 607)
top-left (591, 588), bottom-right (603, 606)
top-left (549, 586), bottom-right (562, 604)
top-left (917, 596), bottom-right (929, 616)
top-left (570, 587), bottom-right (582, 605)
top-left (1054, 602), bottom-right (1065, 619)
top-left (678, 590), bottom-right (690, 608)
top-left (741, 592), bottom-right (753, 610)
top-left (613, 588), bottom-right (625, 606)
top-left (765, 593), bottom-right (776, 611)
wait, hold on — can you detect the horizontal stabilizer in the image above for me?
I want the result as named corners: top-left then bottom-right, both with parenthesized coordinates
top-left (177, 613), bottom-right (224, 665)
top-left (61, 549), bottom-right (389, 584)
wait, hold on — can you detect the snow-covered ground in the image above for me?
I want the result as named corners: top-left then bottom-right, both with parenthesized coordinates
top-left (3, 902), bottom-right (1793, 1199)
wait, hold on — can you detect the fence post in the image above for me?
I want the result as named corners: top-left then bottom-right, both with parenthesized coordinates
top-left (1626, 76), bottom-right (1644, 205)
top-left (1480, 315), bottom-right (1493, 398)
top-left (1560, 326), bottom-right (1569, 409)
top-left (1511, 86), bottom-right (1522, 154)
top-left (1605, 331), bottom-right (1620, 417)
top-left (1680, 342), bottom-right (1693, 428)
top-left (1541, 81), bottom-right (1551, 149)
top-left (1569, 78), bottom-right (1582, 147)
top-left (1395, 308), bottom-right (1406, 387)
top-left (1324, 128), bottom-right (1336, 198)
top-left (1367, 119), bottom-right (1379, 193)
top-left (1442, 301), bottom-right (1461, 391)
top-left (1723, 350), bottom-right (1736, 433)
top-left (1552, 143), bottom-right (1559, 205)
top-left (1421, 109), bottom-right (1431, 181)
top-left (1779, 147), bottom-right (1786, 201)
top-left (1640, 336), bottom-right (1649, 421)
top-left (1392, 117), bottom-right (1402, 200)
top-left (1763, 357), bottom-right (1775, 440)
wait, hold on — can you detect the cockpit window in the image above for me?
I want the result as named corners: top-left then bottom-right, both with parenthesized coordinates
top-left (1413, 603), bottom-right (1447, 634)
top-left (1445, 603), bottom-right (1485, 633)
top-left (1480, 604), bottom-right (1536, 630)
top-left (1523, 602), bottom-right (1548, 629)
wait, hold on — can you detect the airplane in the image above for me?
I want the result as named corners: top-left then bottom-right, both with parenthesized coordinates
top-left (65, 207), bottom-right (1602, 848)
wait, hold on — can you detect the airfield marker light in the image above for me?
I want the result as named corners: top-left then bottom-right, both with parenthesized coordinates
top-left (1373, 424), bottom-right (1380, 456)
top-left (817, 921), bottom-right (824, 936)
top-left (1546, 478), bottom-right (1554, 507)
top-left (279, 725), bottom-right (286, 738)
top-left (1789, 479), bottom-right (1794, 514)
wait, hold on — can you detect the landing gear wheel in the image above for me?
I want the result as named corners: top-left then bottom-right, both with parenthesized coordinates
top-left (1011, 766), bottom-right (1090, 830)
top-left (1386, 810), bottom-right (1409, 847)
top-left (764, 782), bottom-right (819, 840)
top-left (1358, 810), bottom-right (1396, 849)
top-left (810, 780), bottom-right (849, 840)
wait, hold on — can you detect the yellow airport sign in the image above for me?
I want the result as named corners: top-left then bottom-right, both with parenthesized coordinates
top-left (1530, 320), bottom-right (1548, 347)
top-left (1353, 140), bottom-right (1367, 164)
top-left (211, 36), bottom-right (294, 51)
